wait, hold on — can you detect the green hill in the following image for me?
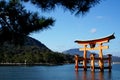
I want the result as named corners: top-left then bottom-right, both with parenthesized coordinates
top-left (0, 36), bottom-right (74, 65)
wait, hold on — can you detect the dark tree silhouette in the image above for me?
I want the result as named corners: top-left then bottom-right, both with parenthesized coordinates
top-left (0, 1), bottom-right (54, 44)
top-left (22, 0), bottom-right (101, 15)
top-left (0, 0), bottom-right (101, 45)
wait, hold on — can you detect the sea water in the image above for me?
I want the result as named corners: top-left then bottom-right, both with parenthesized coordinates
top-left (0, 64), bottom-right (120, 80)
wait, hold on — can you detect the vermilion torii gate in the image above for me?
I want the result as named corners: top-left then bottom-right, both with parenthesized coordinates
top-left (74, 33), bottom-right (115, 71)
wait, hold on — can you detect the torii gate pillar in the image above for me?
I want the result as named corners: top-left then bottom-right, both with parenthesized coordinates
top-left (83, 44), bottom-right (87, 71)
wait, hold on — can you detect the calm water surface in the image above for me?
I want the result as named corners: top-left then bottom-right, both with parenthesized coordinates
top-left (0, 64), bottom-right (120, 80)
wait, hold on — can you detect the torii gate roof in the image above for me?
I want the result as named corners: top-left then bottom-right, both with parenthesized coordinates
top-left (75, 33), bottom-right (115, 44)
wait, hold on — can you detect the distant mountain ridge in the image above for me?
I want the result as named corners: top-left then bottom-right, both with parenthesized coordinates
top-left (63, 48), bottom-right (91, 57)
top-left (63, 48), bottom-right (120, 62)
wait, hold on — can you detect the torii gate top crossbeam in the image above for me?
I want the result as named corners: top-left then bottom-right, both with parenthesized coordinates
top-left (75, 33), bottom-right (115, 45)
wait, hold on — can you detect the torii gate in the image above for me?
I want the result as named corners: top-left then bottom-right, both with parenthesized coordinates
top-left (74, 33), bottom-right (115, 71)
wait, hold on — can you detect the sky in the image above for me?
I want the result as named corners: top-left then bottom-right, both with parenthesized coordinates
top-left (25, 0), bottom-right (120, 56)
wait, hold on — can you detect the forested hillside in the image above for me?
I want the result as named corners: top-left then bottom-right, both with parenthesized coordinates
top-left (0, 36), bottom-right (74, 65)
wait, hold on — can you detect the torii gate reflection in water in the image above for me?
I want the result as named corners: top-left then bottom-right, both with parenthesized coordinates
top-left (74, 33), bottom-right (115, 71)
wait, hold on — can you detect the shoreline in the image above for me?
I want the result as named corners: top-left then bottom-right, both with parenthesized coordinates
top-left (0, 63), bottom-right (64, 66)
top-left (112, 62), bottom-right (120, 64)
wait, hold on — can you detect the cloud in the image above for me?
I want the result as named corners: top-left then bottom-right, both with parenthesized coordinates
top-left (96, 16), bottom-right (103, 19)
top-left (90, 28), bottom-right (97, 33)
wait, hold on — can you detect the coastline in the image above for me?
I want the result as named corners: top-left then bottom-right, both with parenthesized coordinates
top-left (112, 62), bottom-right (120, 64)
top-left (0, 63), bottom-right (64, 66)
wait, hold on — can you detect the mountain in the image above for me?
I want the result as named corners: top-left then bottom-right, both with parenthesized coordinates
top-left (0, 36), bottom-right (75, 64)
top-left (112, 56), bottom-right (120, 62)
top-left (63, 48), bottom-right (83, 55)
top-left (25, 36), bottom-right (51, 51)
top-left (0, 36), bottom-right (51, 54)
top-left (63, 48), bottom-right (120, 62)
top-left (63, 48), bottom-right (92, 57)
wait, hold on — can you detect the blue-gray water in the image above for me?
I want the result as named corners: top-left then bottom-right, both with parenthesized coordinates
top-left (0, 64), bottom-right (120, 80)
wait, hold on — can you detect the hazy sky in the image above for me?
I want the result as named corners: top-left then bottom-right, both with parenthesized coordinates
top-left (25, 0), bottom-right (120, 56)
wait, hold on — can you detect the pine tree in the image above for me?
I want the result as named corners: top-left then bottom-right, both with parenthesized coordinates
top-left (0, 1), bottom-right (54, 44)
top-left (0, 0), bottom-right (101, 44)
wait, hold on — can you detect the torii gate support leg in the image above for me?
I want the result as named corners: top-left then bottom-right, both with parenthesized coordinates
top-left (98, 43), bottom-right (104, 71)
top-left (83, 45), bottom-right (87, 71)
top-left (75, 55), bottom-right (79, 71)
